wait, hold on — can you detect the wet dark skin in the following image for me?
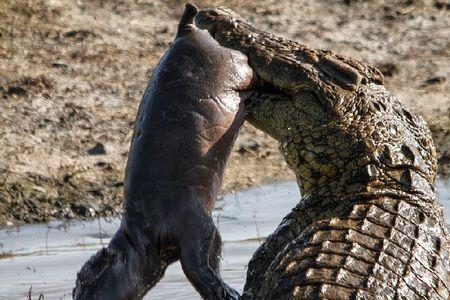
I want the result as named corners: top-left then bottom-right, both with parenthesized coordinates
top-left (73, 4), bottom-right (254, 300)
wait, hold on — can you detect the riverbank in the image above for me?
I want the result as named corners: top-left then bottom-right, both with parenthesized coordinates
top-left (1, 0), bottom-right (449, 226)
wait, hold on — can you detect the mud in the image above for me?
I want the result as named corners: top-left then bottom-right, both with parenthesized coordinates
top-left (0, 0), bottom-right (449, 226)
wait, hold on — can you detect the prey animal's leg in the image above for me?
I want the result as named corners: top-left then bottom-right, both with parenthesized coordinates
top-left (73, 226), bottom-right (166, 300)
top-left (177, 208), bottom-right (239, 300)
top-left (209, 228), bottom-right (223, 273)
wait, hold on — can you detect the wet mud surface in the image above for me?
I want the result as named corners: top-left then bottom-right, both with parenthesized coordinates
top-left (0, 0), bottom-right (449, 225)
top-left (0, 182), bottom-right (301, 299)
top-left (1, 180), bottom-right (449, 299)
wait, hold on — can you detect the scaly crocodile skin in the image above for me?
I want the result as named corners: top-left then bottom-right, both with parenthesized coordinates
top-left (195, 7), bottom-right (450, 299)
top-left (253, 197), bottom-right (449, 299)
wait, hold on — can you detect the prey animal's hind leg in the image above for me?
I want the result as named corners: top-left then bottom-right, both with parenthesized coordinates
top-left (209, 228), bottom-right (223, 273)
top-left (177, 207), bottom-right (239, 300)
top-left (73, 225), bottom-right (167, 300)
top-left (74, 228), bottom-right (145, 300)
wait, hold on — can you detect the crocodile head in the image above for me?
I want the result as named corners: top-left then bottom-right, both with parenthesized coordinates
top-left (195, 6), bottom-right (383, 91)
top-left (195, 6), bottom-right (437, 199)
top-left (194, 6), bottom-right (386, 138)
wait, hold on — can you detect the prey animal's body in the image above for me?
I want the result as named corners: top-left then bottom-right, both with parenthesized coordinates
top-left (73, 5), bottom-right (253, 300)
top-left (196, 7), bottom-right (450, 300)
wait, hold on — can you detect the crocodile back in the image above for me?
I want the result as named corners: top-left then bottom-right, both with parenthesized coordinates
top-left (255, 197), bottom-right (450, 299)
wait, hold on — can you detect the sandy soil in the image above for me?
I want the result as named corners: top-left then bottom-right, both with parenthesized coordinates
top-left (0, 0), bottom-right (449, 226)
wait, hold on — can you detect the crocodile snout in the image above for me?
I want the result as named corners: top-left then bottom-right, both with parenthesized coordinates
top-left (194, 9), bottom-right (220, 37)
top-left (194, 7), bottom-right (241, 39)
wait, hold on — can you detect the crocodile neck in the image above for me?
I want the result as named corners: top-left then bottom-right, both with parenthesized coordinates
top-left (264, 84), bottom-right (438, 210)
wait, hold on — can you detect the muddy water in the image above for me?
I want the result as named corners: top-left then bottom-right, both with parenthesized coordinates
top-left (1, 180), bottom-right (450, 300)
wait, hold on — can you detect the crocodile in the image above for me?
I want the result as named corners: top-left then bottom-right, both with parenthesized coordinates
top-left (195, 6), bottom-right (450, 299)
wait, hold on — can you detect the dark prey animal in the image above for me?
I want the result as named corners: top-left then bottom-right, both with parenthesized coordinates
top-left (195, 6), bottom-right (450, 300)
top-left (73, 4), bottom-right (254, 300)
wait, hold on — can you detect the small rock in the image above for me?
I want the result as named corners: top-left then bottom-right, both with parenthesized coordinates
top-left (423, 76), bottom-right (446, 86)
top-left (435, 0), bottom-right (450, 10)
top-left (343, 0), bottom-right (363, 5)
top-left (63, 29), bottom-right (94, 41)
top-left (7, 86), bottom-right (28, 96)
top-left (89, 188), bottom-right (103, 197)
top-left (51, 61), bottom-right (68, 69)
top-left (87, 142), bottom-right (106, 155)
top-left (238, 139), bottom-right (261, 154)
top-left (377, 63), bottom-right (398, 77)
top-left (32, 186), bottom-right (46, 193)
top-left (70, 203), bottom-right (95, 218)
top-left (94, 161), bottom-right (108, 167)
top-left (157, 26), bottom-right (169, 34)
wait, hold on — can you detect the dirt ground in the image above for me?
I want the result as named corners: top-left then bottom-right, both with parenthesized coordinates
top-left (0, 0), bottom-right (449, 226)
